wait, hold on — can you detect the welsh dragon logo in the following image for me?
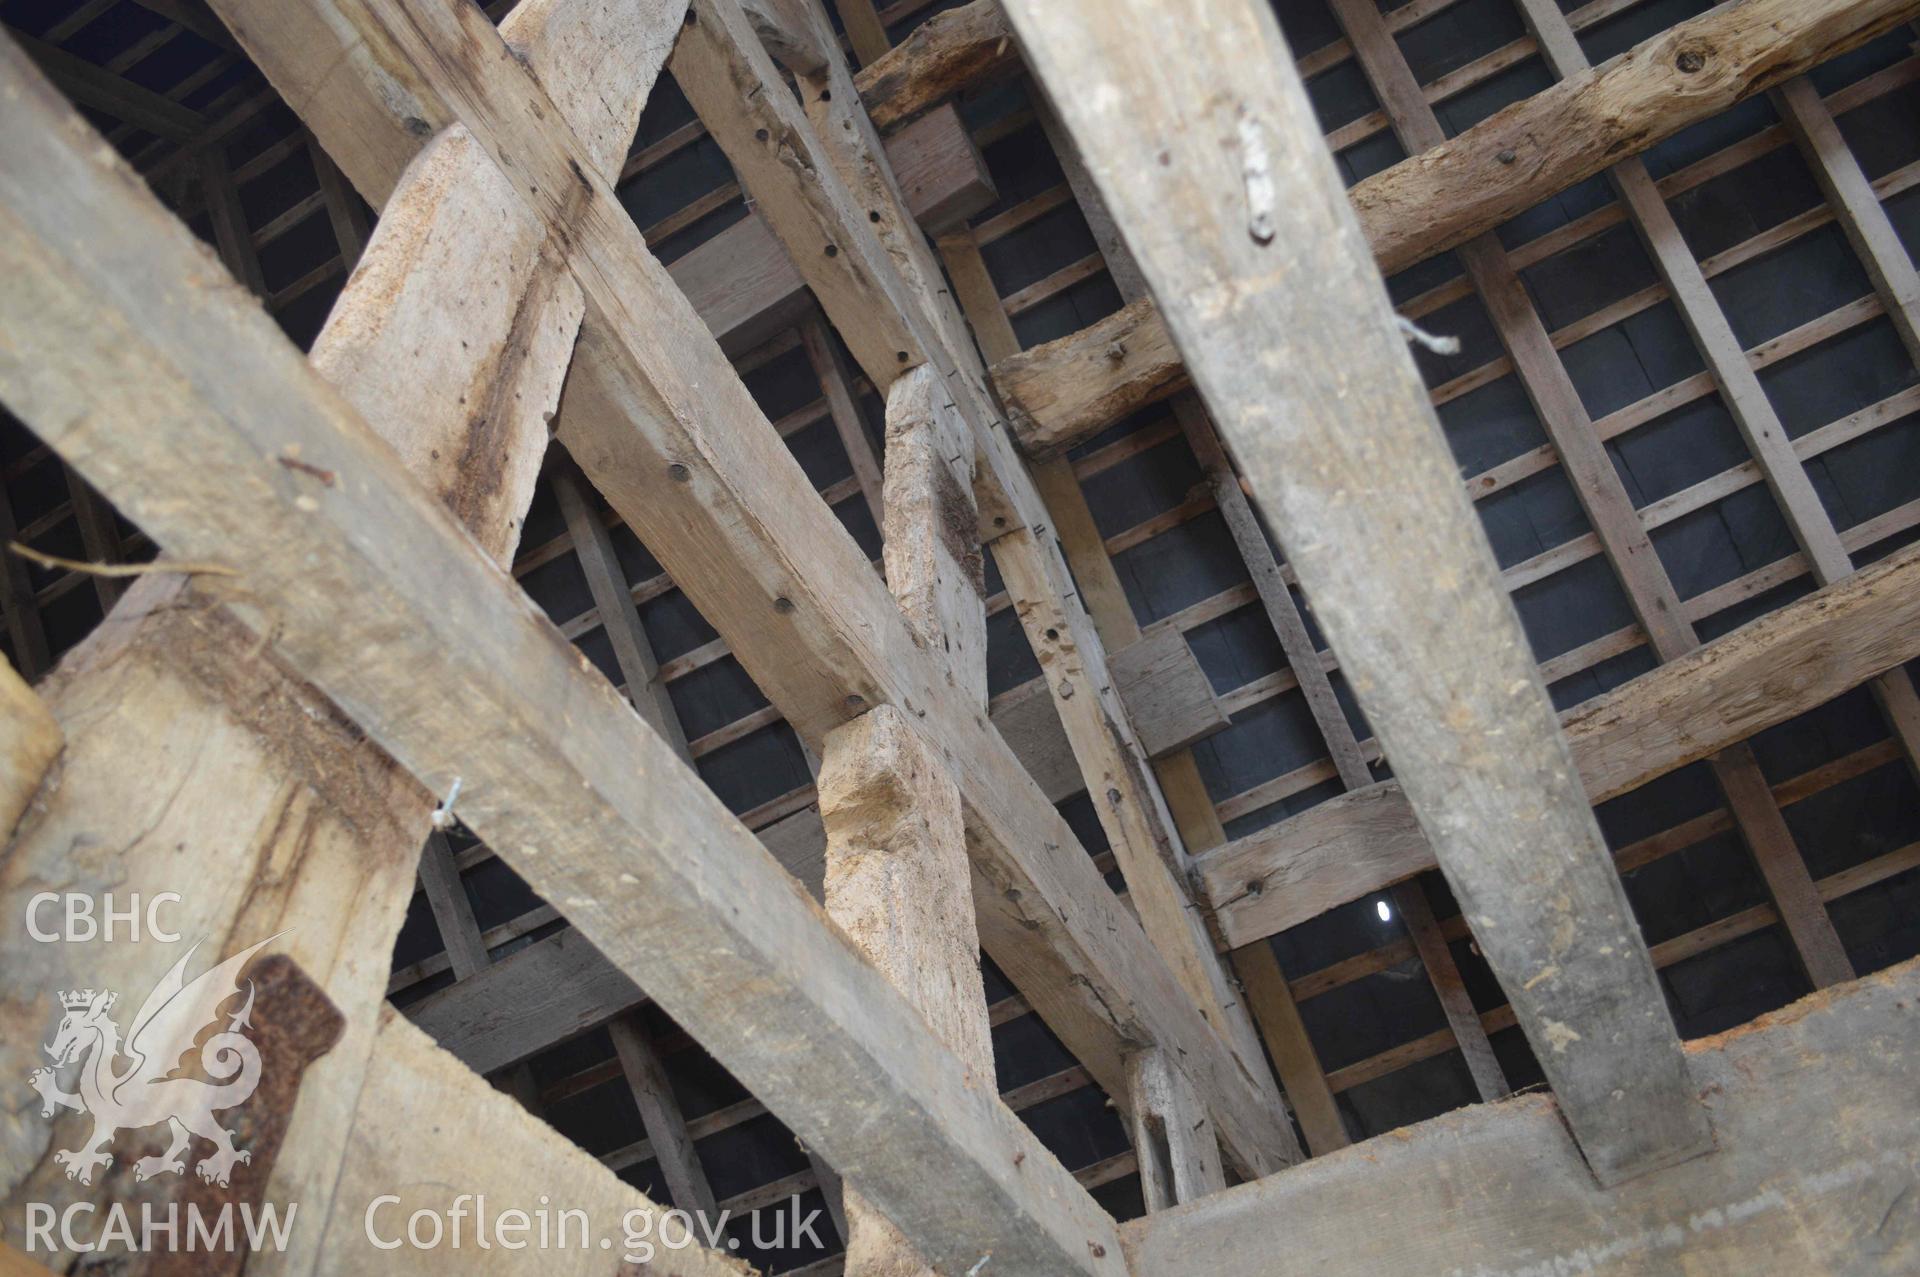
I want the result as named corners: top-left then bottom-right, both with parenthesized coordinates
top-left (27, 936), bottom-right (277, 1188)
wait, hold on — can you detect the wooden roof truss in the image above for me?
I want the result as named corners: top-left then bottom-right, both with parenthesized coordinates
top-left (2, 0), bottom-right (1918, 1271)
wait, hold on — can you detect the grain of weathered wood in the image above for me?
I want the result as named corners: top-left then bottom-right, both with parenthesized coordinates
top-left (665, 106), bottom-right (988, 356)
top-left (1127, 1049), bottom-right (1225, 1212)
top-left (0, 654), bottom-right (58, 840)
top-left (311, 123), bottom-right (584, 566)
top-left (0, 573), bottom-right (428, 1263)
top-left (406, 619), bottom-right (1243, 1072)
top-left (822, 706), bottom-right (996, 1275)
top-left (1002, 0), bottom-right (1708, 1184)
top-left (207, 0), bottom-right (1288, 1172)
top-left (991, 0), bottom-right (1920, 460)
top-left (883, 364), bottom-right (987, 706)
top-left (880, 101), bottom-right (996, 234)
top-left (671, 0), bottom-right (924, 385)
top-left (996, 299), bottom-right (1185, 459)
top-left (1200, 541), bottom-right (1920, 945)
top-left (741, 0), bottom-right (829, 75)
top-left (1353, 0), bottom-right (1920, 276)
top-left (1124, 959), bottom-right (1920, 1276)
top-left (0, 49), bottom-right (1121, 1271)
top-left (784, 10), bottom-right (1259, 1094)
top-left (939, 205), bottom-right (1316, 1162)
top-left (666, 0), bottom-right (1290, 1164)
top-left (317, 1010), bottom-right (750, 1274)
top-left (0, 3), bottom-right (655, 1258)
top-left (1339, 0), bottom-right (1852, 995)
top-left (1108, 626), bottom-right (1230, 757)
top-left (854, 0), bottom-right (1015, 132)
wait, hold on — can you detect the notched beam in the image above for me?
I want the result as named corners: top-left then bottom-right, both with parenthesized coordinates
top-left (1200, 541), bottom-right (1920, 947)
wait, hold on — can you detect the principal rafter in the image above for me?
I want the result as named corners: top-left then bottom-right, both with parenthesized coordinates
top-left (992, 0), bottom-right (1920, 459)
top-left (196, 0), bottom-right (1295, 1174)
top-left (996, 0), bottom-right (1713, 1185)
top-left (0, 36), bottom-right (1120, 1272)
top-left (1198, 542), bottom-right (1920, 948)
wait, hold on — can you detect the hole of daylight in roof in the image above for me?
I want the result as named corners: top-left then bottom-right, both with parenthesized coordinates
top-left (1375, 899), bottom-right (1393, 923)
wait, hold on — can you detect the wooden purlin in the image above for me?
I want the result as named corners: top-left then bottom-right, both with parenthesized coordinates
top-left (991, 0), bottom-right (1920, 461)
top-left (1029, 83), bottom-right (1510, 1116)
top-left (669, 0), bottom-right (1294, 1169)
top-left (1332, 0), bottom-right (1853, 992)
top-left (1770, 74), bottom-right (1920, 784)
top-left (1197, 541), bottom-right (1920, 948)
top-left (996, 0), bottom-right (1712, 1186)
top-left (938, 206), bottom-right (1354, 1162)
top-left (197, 0), bottom-right (1292, 1179)
top-left (0, 1), bottom-right (649, 1263)
top-left (0, 34), bottom-right (1121, 1273)
top-left (964, 36), bottom-right (1920, 965)
top-left (1520, 0), bottom-right (1920, 798)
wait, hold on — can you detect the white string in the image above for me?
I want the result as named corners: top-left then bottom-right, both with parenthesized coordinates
top-left (430, 776), bottom-right (463, 830)
top-left (1397, 314), bottom-right (1462, 356)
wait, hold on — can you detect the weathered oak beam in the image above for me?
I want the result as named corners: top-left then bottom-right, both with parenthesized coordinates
top-left (1355, 0), bottom-right (1919, 275)
top-left (317, 1010), bottom-right (747, 1274)
top-left (204, 0), bottom-right (1289, 1178)
top-left (853, 0), bottom-right (1015, 132)
top-left (404, 631), bottom-right (1227, 1075)
top-left (0, 2), bottom-right (647, 1258)
top-left (1123, 959), bottom-right (1920, 1276)
top-left (0, 655), bottom-right (58, 839)
top-left (826, 364), bottom-right (996, 1267)
top-left (1199, 541), bottom-right (1920, 947)
top-left (994, 0), bottom-right (1920, 459)
top-left (0, 51), bottom-right (1118, 1272)
top-left (741, 0), bottom-right (830, 75)
top-left (999, 0), bottom-right (1708, 1185)
top-left (1338, 0), bottom-right (1851, 996)
top-left (668, 0), bottom-right (1291, 1168)
top-left (822, 706), bottom-right (996, 1275)
top-left (1505, 0), bottom-right (1860, 989)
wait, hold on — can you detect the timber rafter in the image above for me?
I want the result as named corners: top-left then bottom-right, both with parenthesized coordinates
top-left (3, 0), bottom-right (1919, 1268)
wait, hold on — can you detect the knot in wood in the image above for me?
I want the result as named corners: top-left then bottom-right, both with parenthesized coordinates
top-left (1675, 48), bottom-right (1705, 73)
